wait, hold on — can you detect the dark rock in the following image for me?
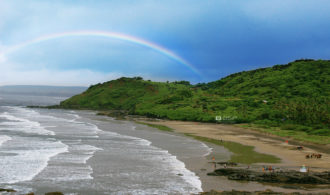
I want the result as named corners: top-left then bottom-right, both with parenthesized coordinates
top-left (199, 189), bottom-right (328, 195)
top-left (0, 188), bottom-right (16, 192)
top-left (207, 172), bottom-right (219, 176)
top-left (280, 185), bottom-right (304, 190)
top-left (207, 168), bottom-right (330, 184)
top-left (217, 162), bottom-right (238, 166)
top-left (44, 192), bottom-right (64, 195)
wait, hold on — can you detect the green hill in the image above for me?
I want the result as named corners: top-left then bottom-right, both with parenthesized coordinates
top-left (202, 59), bottom-right (329, 98)
top-left (59, 59), bottom-right (330, 142)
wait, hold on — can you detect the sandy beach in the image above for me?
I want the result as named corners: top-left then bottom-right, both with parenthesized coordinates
top-left (134, 118), bottom-right (330, 193)
top-left (136, 119), bottom-right (330, 169)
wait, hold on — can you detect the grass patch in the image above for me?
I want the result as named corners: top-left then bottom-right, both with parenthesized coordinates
top-left (239, 124), bottom-right (330, 145)
top-left (135, 121), bottom-right (174, 132)
top-left (184, 133), bottom-right (281, 164)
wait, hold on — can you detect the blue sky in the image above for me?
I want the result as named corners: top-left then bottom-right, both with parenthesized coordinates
top-left (0, 0), bottom-right (330, 86)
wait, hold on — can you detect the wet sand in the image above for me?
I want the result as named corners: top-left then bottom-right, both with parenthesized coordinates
top-left (134, 118), bottom-right (330, 193)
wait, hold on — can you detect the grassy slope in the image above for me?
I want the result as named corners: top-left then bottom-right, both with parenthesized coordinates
top-left (184, 133), bottom-right (281, 164)
top-left (205, 59), bottom-right (329, 99)
top-left (59, 60), bottom-right (330, 143)
top-left (135, 121), bottom-right (174, 132)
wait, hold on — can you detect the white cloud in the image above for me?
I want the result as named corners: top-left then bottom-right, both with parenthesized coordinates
top-left (0, 42), bottom-right (8, 64)
top-left (0, 68), bottom-right (124, 86)
top-left (0, 54), bottom-right (6, 64)
top-left (0, 61), bottom-right (194, 86)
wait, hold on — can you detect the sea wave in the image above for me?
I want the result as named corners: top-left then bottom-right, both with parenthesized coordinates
top-left (0, 138), bottom-right (68, 184)
top-left (69, 144), bottom-right (103, 164)
top-left (100, 129), bottom-right (203, 194)
top-left (0, 112), bottom-right (55, 135)
top-left (200, 142), bottom-right (213, 156)
top-left (0, 135), bottom-right (12, 147)
top-left (0, 107), bottom-right (203, 193)
top-left (156, 149), bottom-right (203, 193)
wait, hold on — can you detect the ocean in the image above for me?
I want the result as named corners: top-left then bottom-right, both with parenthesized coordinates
top-left (0, 93), bottom-right (212, 194)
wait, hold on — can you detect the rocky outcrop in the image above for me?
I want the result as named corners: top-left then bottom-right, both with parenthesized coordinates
top-left (216, 162), bottom-right (238, 166)
top-left (0, 188), bottom-right (16, 192)
top-left (200, 189), bottom-right (329, 195)
top-left (44, 192), bottom-right (64, 195)
top-left (207, 168), bottom-right (330, 184)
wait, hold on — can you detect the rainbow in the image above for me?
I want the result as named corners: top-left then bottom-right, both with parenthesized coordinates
top-left (3, 30), bottom-right (201, 76)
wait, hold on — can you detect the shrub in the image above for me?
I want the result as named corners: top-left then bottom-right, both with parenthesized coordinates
top-left (211, 104), bottom-right (228, 111)
top-left (296, 125), bottom-right (311, 131)
top-left (307, 129), bottom-right (330, 136)
top-left (281, 124), bottom-right (299, 130)
top-left (178, 89), bottom-right (193, 98)
top-left (255, 119), bottom-right (279, 127)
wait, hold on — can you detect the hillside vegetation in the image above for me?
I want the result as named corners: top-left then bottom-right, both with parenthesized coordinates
top-left (59, 60), bottom-right (330, 142)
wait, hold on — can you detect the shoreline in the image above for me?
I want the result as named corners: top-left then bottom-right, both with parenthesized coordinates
top-left (26, 107), bottom-right (330, 193)
top-left (131, 118), bottom-right (330, 193)
top-left (133, 118), bottom-right (330, 169)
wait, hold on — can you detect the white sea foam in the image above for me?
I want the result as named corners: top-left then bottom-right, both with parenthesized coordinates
top-left (0, 106), bottom-right (203, 193)
top-left (164, 152), bottom-right (203, 193)
top-left (61, 153), bottom-right (94, 164)
top-left (67, 114), bottom-right (81, 122)
top-left (40, 165), bottom-right (94, 181)
top-left (135, 138), bottom-right (152, 146)
top-left (70, 113), bottom-right (81, 119)
top-left (87, 122), bottom-right (103, 133)
top-left (200, 142), bottom-right (213, 156)
top-left (134, 140), bottom-right (202, 193)
top-left (0, 138), bottom-right (68, 184)
top-left (37, 142), bottom-right (102, 181)
top-left (73, 144), bottom-right (103, 153)
top-left (53, 120), bottom-right (102, 138)
top-left (8, 106), bottom-right (39, 116)
top-left (68, 144), bottom-right (103, 163)
top-left (101, 130), bottom-right (203, 193)
top-left (55, 111), bottom-right (202, 192)
top-left (135, 147), bottom-right (203, 193)
top-left (0, 135), bottom-right (11, 146)
top-left (6, 106), bottom-right (62, 122)
top-left (68, 122), bottom-right (104, 138)
top-left (0, 112), bottom-right (55, 135)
